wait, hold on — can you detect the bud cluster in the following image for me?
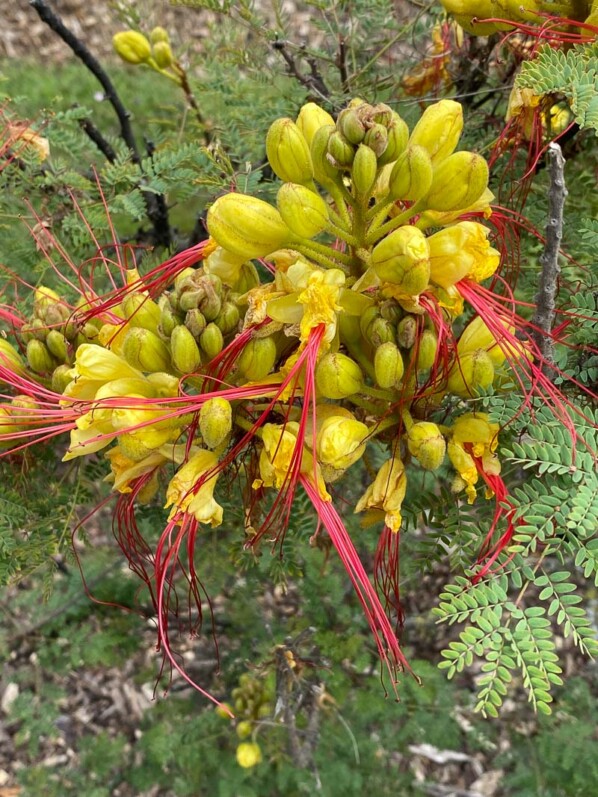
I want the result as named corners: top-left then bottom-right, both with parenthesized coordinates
top-left (439, 0), bottom-right (595, 35)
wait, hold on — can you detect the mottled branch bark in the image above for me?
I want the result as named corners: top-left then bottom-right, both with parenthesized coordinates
top-left (532, 142), bottom-right (567, 368)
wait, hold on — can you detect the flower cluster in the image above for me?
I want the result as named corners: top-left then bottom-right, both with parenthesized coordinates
top-left (0, 98), bottom-right (581, 707)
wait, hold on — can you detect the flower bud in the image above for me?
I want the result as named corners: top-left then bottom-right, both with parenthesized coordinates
top-left (374, 342), bottom-right (404, 388)
top-left (359, 305), bottom-right (380, 341)
top-left (351, 145), bottom-right (378, 198)
top-left (45, 330), bottom-right (70, 363)
top-left (363, 123), bottom-right (388, 157)
top-left (408, 100), bottom-right (463, 164)
top-left (199, 397), bottom-right (232, 449)
top-left (171, 325), bottom-right (202, 374)
top-left (0, 339), bottom-right (25, 375)
top-left (113, 30), bottom-right (152, 64)
top-left (26, 339), bottom-right (55, 374)
top-left (276, 183), bottom-right (329, 238)
top-left (388, 146), bottom-right (434, 201)
top-left (407, 421), bottom-right (446, 470)
top-left (236, 742), bottom-right (262, 769)
top-left (207, 194), bottom-right (290, 259)
top-left (237, 337), bottom-right (277, 380)
top-left (337, 108), bottom-right (366, 145)
top-left (397, 315), bottom-right (417, 348)
top-left (447, 349), bottom-right (495, 396)
top-left (266, 118), bottom-right (313, 184)
top-left (457, 316), bottom-right (515, 366)
top-left (415, 329), bottom-right (438, 371)
top-left (371, 225), bottom-right (430, 295)
top-left (51, 363), bottom-right (73, 393)
top-left (147, 371), bottom-right (180, 397)
top-left (234, 262), bottom-right (260, 294)
top-left (215, 302), bottom-right (240, 335)
top-left (33, 285), bottom-right (61, 318)
top-left (296, 102), bottom-right (335, 147)
top-left (152, 40), bottom-right (173, 68)
top-left (315, 352), bottom-right (363, 399)
top-left (204, 246), bottom-right (246, 286)
top-left (185, 309), bottom-right (207, 339)
top-left (159, 302), bottom-right (180, 338)
top-left (122, 293), bottom-right (162, 333)
top-left (427, 221), bottom-right (500, 289)
top-left (199, 290), bottom-right (222, 323)
top-left (81, 322), bottom-right (100, 343)
top-left (199, 323), bottom-right (224, 360)
top-left (150, 26), bottom-right (170, 44)
top-left (426, 152), bottom-right (489, 212)
top-left (310, 125), bottom-right (341, 184)
top-left (316, 415), bottom-right (368, 473)
top-left (365, 317), bottom-right (396, 348)
top-left (378, 113), bottom-right (409, 166)
top-left (122, 328), bottom-right (171, 373)
top-left (327, 131), bottom-right (355, 168)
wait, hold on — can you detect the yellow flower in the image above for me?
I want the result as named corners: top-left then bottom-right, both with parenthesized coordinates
top-left (447, 440), bottom-right (478, 503)
top-left (316, 415), bottom-right (368, 481)
top-left (165, 449), bottom-right (223, 526)
top-left (355, 456), bottom-right (407, 532)
top-left (72, 344), bottom-right (143, 383)
top-left (236, 742), bottom-right (262, 768)
top-left (427, 221), bottom-right (500, 289)
top-left (105, 446), bottom-right (168, 493)
top-left (417, 188), bottom-right (495, 229)
top-left (254, 422), bottom-right (328, 499)
top-left (452, 412), bottom-right (499, 457)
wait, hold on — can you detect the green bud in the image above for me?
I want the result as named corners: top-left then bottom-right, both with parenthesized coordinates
top-left (45, 330), bottom-right (70, 363)
top-left (407, 421), bottom-right (446, 470)
top-left (266, 118), bottom-right (313, 184)
top-left (152, 40), bottom-right (173, 69)
top-left (199, 323), bottom-right (224, 360)
top-left (415, 329), bottom-right (438, 371)
top-left (51, 364), bottom-right (73, 393)
top-left (366, 317), bottom-right (396, 348)
top-left (359, 306), bottom-right (381, 341)
top-left (150, 26), bottom-right (170, 44)
top-left (337, 108), bottom-right (366, 145)
top-left (159, 302), bottom-right (180, 338)
top-left (388, 146), bottom-right (433, 202)
top-left (276, 183), bottom-right (329, 239)
top-left (379, 300), bottom-right (403, 324)
top-left (315, 352), bottom-right (363, 399)
top-left (425, 152), bottom-right (489, 212)
top-left (377, 113), bottom-right (409, 166)
top-left (234, 262), bottom-right (260, 295)
top-left (447, 349), bottom-right (495, 396)
top-left (363, 123), bottom-right (388, 157)
top-left (24, 318), bottom-right (48, 342)
top-left (374, 342), bottom-right (404, 388)
top-left (122, 328), bottom-right (171, 372)
top-left (327, 131), bottom-right (355, 168)
top-left (296, 102), bottom-right (335, 147)
top-left (185, 309), bottom-right (207, 339)
top-left (26, 339), bottom-right (54, 374)
top-left (372, 102), bottom-right (393, 126)
top-left (207, 194), bottom-right (290, 259)
top-left (311, 125), bottom-right (340, 184)
top-left (171, 325), bottom-right (202, 374)
top-left (351, 145), bottom-right (378, 198)
top-left (397, 316), bottom-right (418, 349)
top-left (82, 322), bottom-right (100, 343)
top-left (174, 267), bottom-right (197, 292)
top-left (0, 339), bottom-right (25, 375)
top-left (199, 397), bottom-right (232, 449)
top-left (237, 337), bottom-right (277, 380)
top-left (198, 289), bottom-right (222, 323)
top-left (122, 293), bottom-right (162, 334)
top-left (214, 302), bottom-right (240, 335)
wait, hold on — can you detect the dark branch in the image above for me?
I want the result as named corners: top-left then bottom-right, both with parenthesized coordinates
top-left (532, 142), bottom-right (567, 368)
top-left (272, 40), bottom-right (330, 101)
top-left (77, 115), bottom-right (117, 163)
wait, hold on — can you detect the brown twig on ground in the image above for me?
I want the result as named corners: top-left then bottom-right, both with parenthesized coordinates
top-left (29, 0), bottom-right (172, 249)
top-left (532, 142), bottom-right (567, 368)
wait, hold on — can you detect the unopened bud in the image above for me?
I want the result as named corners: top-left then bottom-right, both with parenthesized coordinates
top-left (316, 415), bottom-right (368, 472)
top-left (171, 325), bottom-right (202, 374)
top-left (122, 293), bottom-right (162, 333)
top-left (198, 289), bottom-right (222, 322)
top-left (378, 113), bottom-right (409, 166)
top-left (199, 397), bottom-right (232, 448)
top-left (199, 323), bottom-right (224, 360)
top-left (337, 108), bottom-right (366, 145)
top-left (327, 131), bottom-right (355, 168)
top-left (185, 309), bottom-right (207, 339)
top-left (374, 342), bottom-right (404, 388)
top-left (379, 300), bottom-right (402, 324)
top-left (147, 371), bottom-right (180, 397)
top-left (388, 145), bottom-right (433, 201)
top-left (237, 337), bottom-right (277, 380)
top-left (315, 352), bottom-right (363, 399)
top-left (45, 330), bottom-right (70, 363)
top-left (159, 302), bottom-right (180, 338)
top-left (150, 26), bottom-right (170, 44)
top-left (26, 339), bottom-right (54, 374)
top-left (277, 183), bottom-right (329, 239)
top-left (363, 123), bottom-right (388, 157)
top-left (235, 262), bottom-right (260, 294)
top-left (409, 100), bottom-right (463, 164)
top-left (397, 316), bottom-right (418, 348)
top-left (415, 329), bottom-right (438, 371)
top-left (82, 322), bottom-right (100, 343)
top-left (371, 225), bottom-right (430, 295)
top-left (351, 145), bottom-right (378, 198)
top-left (311, 125), bottom-right (340, 184)
top-left (447, 349), bottom-right (495, 396)
top-left (366, 317), bottom-right (396, 348)
top-left (407, 421), bottom-right (446, 470)
top-left (426, 152), bottom-right (489, 212)
top-left (51, 364), bottom-right (73, 393)
top-left (214, 302), bottom-right (240, 335)
top-left (296, 102), bottom-right (335, 147)
top-left (0, 339), bottom-right (25, 375)
top-left (207, 194), bottom-right (290, 259)
top-left (113, 30), bottom-right (152, 64)
top-left (122, 328), bottom-right (171, 372)
top-left (33, 286), bottom-right (61, 318)
top-left (152, 40), bottom-right (173, 68)
top-left (266, 118), bottom-right (313, 184)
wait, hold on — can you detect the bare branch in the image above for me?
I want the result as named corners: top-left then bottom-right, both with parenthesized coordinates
top-left (532, 142), bottom-right (567, 368)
